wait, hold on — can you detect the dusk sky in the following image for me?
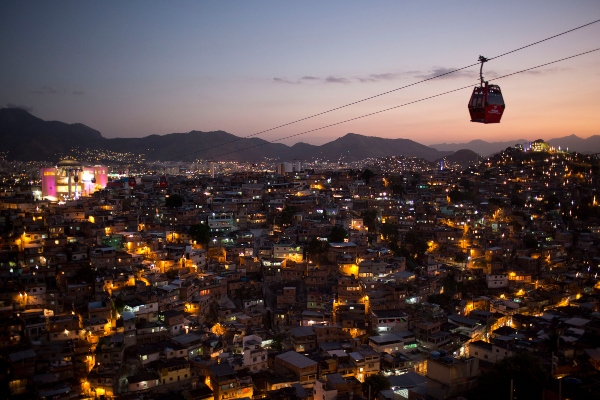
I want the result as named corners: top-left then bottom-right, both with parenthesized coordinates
top-left (1, 1), bottom-right (599, 147)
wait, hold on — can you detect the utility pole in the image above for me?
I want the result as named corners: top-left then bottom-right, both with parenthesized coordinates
top-left (510, 379), bottom-right (513, 400)
top-left (558, 378), bottom-right (562, 400)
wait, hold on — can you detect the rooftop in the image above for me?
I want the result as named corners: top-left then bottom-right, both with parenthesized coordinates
top-left (276, 351), bottom-right (318, 369)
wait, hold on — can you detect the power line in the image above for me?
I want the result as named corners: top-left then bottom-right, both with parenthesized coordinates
top-left (174, 18), bottom-right (600, 160)
top-left (492, 48), bottom-right (600, 80)
top-left (488, 18), bottom-right (600, 61)
top-left (206, 47), bottom-right (600, 161)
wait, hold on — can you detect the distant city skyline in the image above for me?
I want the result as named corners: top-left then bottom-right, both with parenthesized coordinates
top-left (1, 1), bottom-right (599, 146)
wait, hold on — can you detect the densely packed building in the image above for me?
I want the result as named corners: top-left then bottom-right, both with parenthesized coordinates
top-left (1, 141), bottom-right (600, 399)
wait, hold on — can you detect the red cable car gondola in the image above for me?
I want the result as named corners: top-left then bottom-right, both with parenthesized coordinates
top-left (468, 56), bottom-right (505, 124)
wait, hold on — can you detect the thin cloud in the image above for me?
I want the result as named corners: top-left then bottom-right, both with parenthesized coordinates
top-left (356, 72), bottom-right (403, 83)
top-left (356, 77), bottom-right (377, 83)
top-left (415, 67), bottom-right (475, 80)
top-left (276, 72), bottom-right (402, 84)
top-left (72, 90), bottom-right (85, 95)
top-left (496, 66), bottom-right (570, 78)
top-left (273, 77), bottom-right (299, 84)
top-left (325, 76), bottom-right (350, 84)
top-left (461, 66), bottom-right (564, 80)
top-left (31, 86), bottom-right (58, 94)
top-left (369, 73), bottom-right (401, 81)
top-left (6, 103), bottom-right (33, 112)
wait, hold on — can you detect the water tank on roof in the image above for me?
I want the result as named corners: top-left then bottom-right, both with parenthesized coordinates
top-left (430, 351), bottom-right (440, 359)
top-left (442, 356), bottom-right (454, 364)
top-left (438, 350), bottom-right (447, 357)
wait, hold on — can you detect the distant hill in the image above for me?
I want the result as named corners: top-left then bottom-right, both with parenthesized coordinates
top-left (0, 108), bottom-right (453, 162)
top-left (547, 134), bottom-right (600, 154)
top-left (438, 149), bottom-right (483, 169)
top-left (431, 135), bottom-right (600, 157)
top-left (0, 108), bottom-right (105, 160)
top-left (102, 130), bottom-right (291, 163)
top-left (430, 139), bottom-right (529, 157)
top-left (286, 133), bottom-right (451, 162)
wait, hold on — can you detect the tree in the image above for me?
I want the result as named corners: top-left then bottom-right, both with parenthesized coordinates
top-left (380, 222), bottom-right (399, 243)
top-left (523, 234), bottom-right (538, 249)
top-left (235, 286), bottom-right (256, 304)
top-left (266, 212), bottom-right (275, 226)
top-left (306, 238), bottom-right (329, 264)
top-left (0, 358), bottom-right (11, 399)
top-left (359, 329), bottom-right (379, 345)
top-left (471, 258), bottom-right (486, 269)
top-left (272, 333), bottom-right (284, 352)
top-left (113, 298), bottom-right (126, 313)
top-left (361, 169), bottom-right (375, 184)
top-left (206, 300), bottom-right (219, 324)
top-left (404, 230), bottom-right (428, 264)
top-left (165, 193), bottom-right (184, 208)
top-left (75, 263), bottom-right (96, 285)
top-left (391, 183), bottom-right (405, 196)
top-left (189, 223), bottom-right (211, 248)
top-left (488, 198), bottom-right (505, 207)
top-left (329, 226), bottom-right (348, 243)
top-left (427, 293), bottom-right (451, 307)
top-left (410, 173), bottom-right (421, 188)
top-left (473, 352), bottom-right (549, 400)
top-left (360, 209), bottom-right (377, 232)
top-left (166, 268), bottom-right (179, 280)
top-left (280, 206), bottom-right (299, 226)
top-left (448, 188), bottom-right (465, 203)
top-left (459, 177), bottom-right (473, 189)
top-left (362, 374), bottom-right (390, 397)
top-left (441, 274), bottom-right (459, 296)
top-left (511, 194), bottom-right (526, 207)
top-left (509, 219), bottom-right (522, 232)
top-left (211, 323), bottom-right (226, 336)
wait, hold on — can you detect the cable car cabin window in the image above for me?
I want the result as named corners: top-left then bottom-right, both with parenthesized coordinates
top-left (469, 92), bottom-right (484, 108)
top-left (487, 91), bottom-right (504, 106)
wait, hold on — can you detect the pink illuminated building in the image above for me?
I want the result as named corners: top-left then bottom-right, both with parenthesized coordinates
top-left (41, 159), bottom-right (108, 201)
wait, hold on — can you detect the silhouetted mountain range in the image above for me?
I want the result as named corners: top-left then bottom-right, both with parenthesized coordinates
top-left (431, 135), bottom-right (600, 157)
top-left (289, 133), bottom-right (448, 162)
top-left (0, 108), bottom-right (452, 162)
top-left (0, 108), bottom-right (105, 160)
top-left (2, 108), bottom-right (597, 163)
top-left (430, 139), bottom-right (526, 156)
top-left (547, 135), bottom-right (600, 154)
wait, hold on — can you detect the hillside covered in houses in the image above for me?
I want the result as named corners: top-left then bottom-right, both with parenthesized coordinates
top-left (1, 140), bottom-right (600, 399)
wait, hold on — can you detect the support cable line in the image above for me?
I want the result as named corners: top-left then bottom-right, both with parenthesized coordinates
top-left (174, 18), bottom-right (600, 160)
top-left (206, 47), bottom-right (600, 161)
top-left (485, 18), bottom-right (600, 61)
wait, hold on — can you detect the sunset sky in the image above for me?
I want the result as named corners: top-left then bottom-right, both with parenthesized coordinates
top-left (1, 1), bottom-right (599, 147)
